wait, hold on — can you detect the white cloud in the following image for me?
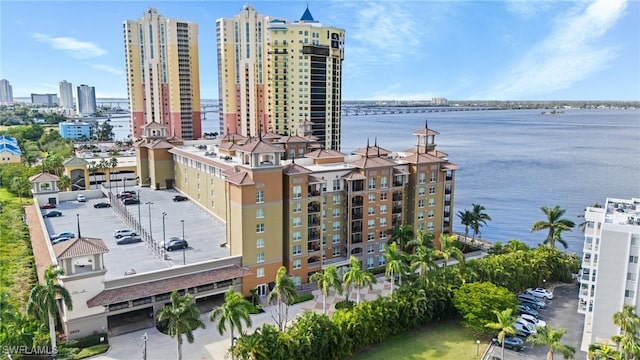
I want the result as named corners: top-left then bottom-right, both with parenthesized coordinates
top-left (505, 0), bottom-right (556, 19)
top-left (89, 64), bottom-right (123, 75)
top-left (32, 33), bottom-right (106, 59)
top-left (487, 0), bottom-right (627, 99)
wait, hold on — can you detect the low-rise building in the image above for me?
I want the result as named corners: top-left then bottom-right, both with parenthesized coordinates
top-left (59, 121), bottom-right (92, 140)
top-left (0, 135), bottom-right (22, 163)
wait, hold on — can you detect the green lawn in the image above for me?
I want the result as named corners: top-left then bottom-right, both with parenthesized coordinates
top-left (352, 320), bottom-right (490, 360)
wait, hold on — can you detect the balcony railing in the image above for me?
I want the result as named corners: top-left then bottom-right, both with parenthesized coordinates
top-left (308, 242), bottom-right (321, 253)
top-left (308, 230), bottom-right (320, 241)
top-left (392, 206), bottom-right (402, 214)
top-left (308, 203), bottom-right (320, 213)
top-left (352, 209), bottom-right (363, 220)
top-left (392, 193), bottom-right (403, 201)
top-left (352, 198), bottom-right (363, 206)
top-left (308, 215), bottom-right (320, 227)
top-left (352, 234), bottom-right (363, 244)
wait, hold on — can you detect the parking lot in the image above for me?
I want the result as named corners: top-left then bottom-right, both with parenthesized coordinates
top-left (485, 284), bottom-right (587, 359)
top-left (43, 187), bottom-right (229, 280)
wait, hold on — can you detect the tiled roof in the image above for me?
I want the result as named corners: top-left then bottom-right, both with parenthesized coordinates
top-left (54, 237), bottom-right (109, 259)
top-left (441, 162), bottom-right (459, 170)
top-left (349, 156), bottom-right (396, 169)
top-left (307, 175), bottom-right (324, 183)
top-left (29, 172), bottom-right (59, 182)
top-left (224, 169), bottom-right (255, 186)
top-left (141, 122), bottom-right (165, 130)
top-left (235, 138), bottom-right (284, 153)
top-left (0, 142), bottom-right (21, 155)
top-left (275, 135), bottom-right (311, 144)
top-left (305, 149), bottom-right (345, 159)
top-left (260, 132), bottom-right (281, 140)
top-left (401, 152), bottom-right (443, 164)
top-left (342, 171), bottom-right (367, 180)
top-left (412, 128), bottom-right (440, 136)
top-left (63, 156), bottom-right (90, 166)
top-left (351, 146), bottom-right (391, 157)
top-left (221, 133), bottom-right (247, 142)
top-left (137, 139), bottom-right (175, 149)
top-left (393, 167), bottom-right (410, 175)
top-left (283, 162), bottom-right (311, 175)
top-left (87, 266), bottom-right (252, 307)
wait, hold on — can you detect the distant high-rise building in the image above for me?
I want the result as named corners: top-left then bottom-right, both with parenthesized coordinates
top-left (432, 97), bottom-right (448, 106)
top-left (31, 93), bottom-right (58, 106)
top-left (0, 79), bottom-right (13, 104)
top-left (59, 80), bottom-right (74, 109)
top-left (216, 5), bottom-right (345, 150)
top-left (76, 84), bottom-right (96, 116)
top-left (123, 7), bottom-right (202, 140)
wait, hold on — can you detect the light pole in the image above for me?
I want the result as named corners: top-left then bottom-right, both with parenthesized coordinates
top-left (137, 190), bottom-right (141, 227)
top-left (181, 219), bottom-right (185, 265)
top-left (76, 214), bottom-right (81, 238)
top-left (146, 202), bottom-right (154, 240)
top-left (141, 332), bottom-right (148, 360)
top-left (476, 339), bottom-right (480, 356)
top-left (162, 212), bottom-right (167, 255)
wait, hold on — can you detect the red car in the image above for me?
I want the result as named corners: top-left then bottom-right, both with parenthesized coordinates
top-left (40, 203), bottom-right (56, 209)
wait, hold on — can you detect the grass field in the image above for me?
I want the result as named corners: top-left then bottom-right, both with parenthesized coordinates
top-left (352, 320), bottom-right (490, 360)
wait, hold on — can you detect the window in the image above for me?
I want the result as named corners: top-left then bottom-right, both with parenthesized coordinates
top-left (257, 252), bottom-right (265, 263)
top-left (369, 178), bottom-right (376, 189)
top-left (418, 172), bottom-right (426, 184)
top-left (418, 187), bottom-right (426, 196)
top-left (379, 231), bottom-right (387, 240)
top-left (293, 231), bottom-right (302, 242)
top-left (368, 232), bottom-right (375, 241)
top-left (256, 224), bottom-right (265, 233)
top-left (293, 259), bottom-right (302, 269)
top-left (333, 179), bottom-right (340, 191)
top-left (333, 208), bottom-right (341, 217)
top-left (293, 185), bottom-right (302, 198)
top-left (333, 247), bottom-right (341, 256)
top-left (367, 257), bottom-right (374, 269)
top-left (626, 290), bottom-right (635, 298)
top-left (293, 244), bottom-right (302, 255)
top-left (292, 202), bottom-right (302, 213)
top-left (429, 186), bottom-right (436, 194)
top-left (427, 222), bottom-right (434, 230)
top-left (430, 171), bottom-right (437, 182)
top-left (418, 200), bottom-right (425, 208)
top-left (256, 268), bottom-right (265, 277)
top-left (428, 210), bottom-right (435, 218)
top-left (380, 192), bottom-right (388, 201)
top-left (379, 242), bottom-right (386, 252)
top-left (428, 198), bottom-right (436, 206)
top-left (379, 255), bottom-right (386, 266)
top-left (294, 276), bottom-right (302, 286)
top-left (628, 273), bottom-right (637, 281)
top-left (256, 238), bottom-right (264, 248)
top-left (368, 193), bottom-right (376, 202)
top-left (333, 194), bottom-right (341, 204)
top-left (417, 211), bottom-right (424, 220)
top-left (332, 234), bottom-right (341, 244)
top-left (368, 219), bottom-right (375, 229)
top-left (380, 218), bottom-right (387, 227)
top-left (367, 244), bottom-right (375, 254)
top-left (380, 205), bottom-right (387, 214)
top-left (368, 207), bottom-right (375, 215)
top-left (630, 256), bottom-right (638, 264)
top-left (293, 217), bottom-right (302, 227)
top-left (381, 176), bottom-right (388, 188)
top-left (332, 221), bottom-right (340, 230)
top-left (256, 190), bottom-right (264, 203)
top-left (256, 209), bottom-right (265, 218)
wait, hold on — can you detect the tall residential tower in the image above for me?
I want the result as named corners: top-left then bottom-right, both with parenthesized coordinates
top-left (217, 5), bottom-right (345, 150)
top-left (59, 80), bottom-right (74, 109)
top-left (0, 79), bottom-right (14, 104)
top-left (76, 84), bottom-right (96, 116)
top-left (124, 7), bottom-right (201, 140)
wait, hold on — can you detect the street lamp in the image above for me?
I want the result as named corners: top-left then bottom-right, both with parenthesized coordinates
top-left (181, 219), bottom-right (185, 265)
top-left (162, 212), bottom-right (167, 255)
top-left (146, 202), bottom-right (154, 240)
top-left (76, 213), bottom-right (81, 238)
top-left (137, 190), bottom-right (141, 227)
top-left (476, 339), bottom-right (480, 356)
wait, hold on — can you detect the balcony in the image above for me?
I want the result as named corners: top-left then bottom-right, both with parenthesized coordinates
top-left (308, 202), bottom-right (320, 213)
top-left (352, 209), bottom-right (363, 220)
top-left (308, 229), bottom-right (320, 241)
top-left (350, 180), bottom-right (364, 192)
top-left (392, 206), bottom-right (402, 214)
top-left (308, 214), bottom-right (320, 227)
top-left (351, 221), bottom-right (362, 233)
top-left (392, 192), bottom-right (403, 201)
top-left (445, 187), bottom-right (451, 194)
top-left (444, 200), bottom-right (451, 206)
top-left (351, 234), bottom-right (363, 244)
top-left (352, 197), bottom-right (363, 206)
top-left (393, 181), bottom-right (404, 187)
top-left (308, 242), bottom-right (321, 253)
top-left (443, 221), bottom-right (450, 227)
top-left (308, 256), bottom-right (321, 268)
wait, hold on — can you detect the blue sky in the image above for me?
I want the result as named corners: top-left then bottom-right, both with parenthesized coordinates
top-left (1, 0), bottom-right (638, 100)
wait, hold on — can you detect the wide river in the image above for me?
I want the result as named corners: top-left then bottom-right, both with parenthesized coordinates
top-left (112, 108), bottom-right (640, 255)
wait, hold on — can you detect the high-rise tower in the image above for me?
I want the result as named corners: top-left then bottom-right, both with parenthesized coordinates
top-left (217, 5), bottom-right (345, 150)
top-left (76, 84), bottom-right (96, 116)
top-left (59, 80), bottom-right (74, 109)
top-left (0, 79), bottom-right (13, 104)
top-left (124, 8), bottom-right (201, 140)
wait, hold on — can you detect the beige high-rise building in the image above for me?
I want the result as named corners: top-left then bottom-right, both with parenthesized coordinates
top-left (124, 7), bottom-right (201, 140)
top-left (217, 5), bottom-right (345, 150)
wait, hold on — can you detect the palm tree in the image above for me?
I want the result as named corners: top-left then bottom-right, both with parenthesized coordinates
top-left (309, 265), bottom-right (342, 315)
top-left (531, 205), bottom-right (576, 249)
top-left (156, 291), bottom-right (205, 360)
top-left (387, 224), bottom-right (414, 252)
top-left (485, 308), bottom-right (516, 360)
top-left (528, 325), bottom-right (576, 360)
top-left (589, 343), bottom-right (621, 360)
top-left (209, 287), bottom-right (253, 356)
top-left (470, 203), bottom-right (492, 239)
top-left (406, 230), bottom-right (434, 253)
top-left (612, 305), bottom-right (640, 360)
top-left (457, 209), bottom-right (474, 240)
top-left (436, 233), bottom-right (464, 267)
top-left (384, 242), bottom-right (408, 292)
top-left (27, 265), bottom-right (73, 356)
top-left (342, 256), bottom-right (375, 304)
top-left (267, 266), bottom-right (297, 331)
top-left (58, 174), bottom-right (71, 192)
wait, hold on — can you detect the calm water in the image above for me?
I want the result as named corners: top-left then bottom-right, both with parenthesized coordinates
top-left (113, 108), bottom-right (640, 255)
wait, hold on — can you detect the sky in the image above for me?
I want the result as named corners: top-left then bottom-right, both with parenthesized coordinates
top-left (1, 0), bottom-right (638, 101)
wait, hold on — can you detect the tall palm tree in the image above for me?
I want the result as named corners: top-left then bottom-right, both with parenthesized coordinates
top-left (531, 205), bottom-right (576, 249)
top-left (109, 157), bottom-right (118, 190)
top-left (58, 174), bottom-right (71, 192)
top-left (309, 265), bottom-right (342, 314)
top-left (613, 305), bottom-right (640, 360)
top-left (267, 266), bottom-right (297, 331)
top-left (387, 224), bottom-right (414, 252)
top-left (470, 203), bottom-right (492, 239)
top-left (528, 325), bottom-right (576, 360)
top-left (589, 343), bottom-right (621, 360)
top-left (406, 230), bottom-right (434, 253)
top-left (156, 291), bottom-right (205, 360)
top-left (342, 256), bottom-right (375, 304)
top-left (209, 287), bottom-right (253, 356)
top-left (436, 233), bottom-right (464, 267)
top-left (485, 308), bottom-right (516, 360)
top-left (457, 209), bottom-right (474, 240)
top-left (384, 242), bottom-right (408, 292)
top-left (27, 265), bottom-right (73, 356)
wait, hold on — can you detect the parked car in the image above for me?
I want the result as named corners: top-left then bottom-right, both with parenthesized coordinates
top-left (165, 237), bottom-right (188, 251)
top-left (515, 318), bottom-right (537, 334)
top-left (51, 235), bottom-right (74, 245)
top-left (491, 336), bottom-right (525, 352)
top-left (114, 229), bottom-right (137, 239)
top-left (526, 287), bottom-right (554, 300)
top-left (123, 198), bottom-right (140, 205)
top-left (51, 232), bottom-right (75, 241)
top-left (172, 195), bottom-right (188, 202)
top-left (518, 293), bottom-right (547, 308)
top-left (117, 191), bottom-right (137, 199)
top-left (76, 194), bottom-right (86, 202)
top-left (93, 202), bottom-right (111, 208)
top-left (40, 203), bottom-right (56, 209)
top-left (519, 298), bottom-right (543, 310)
top-left (519, 314), bottom-right (546, 328)
top-left (513, 322), bottom-right (534, 337)
top-left (116, 236), bottom-right (142, 245)
top-left (517, 305), bottom-right (539, 318)
top-left (43, 210), bottom-right (63, 218)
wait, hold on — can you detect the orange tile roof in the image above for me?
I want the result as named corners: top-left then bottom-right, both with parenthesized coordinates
top-left (223, 169), bottom-right (255, 185)
top-left (283, 163), bottom-right (311, 175)
top-left (29, 172), bottom-right (59, 182)
top-left (305, 149), bottom-right (345, 159)
top-left (54, 237), bottom-right (109, 259)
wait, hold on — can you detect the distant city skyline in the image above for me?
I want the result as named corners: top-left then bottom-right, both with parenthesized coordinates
top-left (1, 0), bottom-right (638, 101)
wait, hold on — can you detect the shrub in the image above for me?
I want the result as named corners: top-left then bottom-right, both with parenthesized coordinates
top-left (63, 333), bottom-right (108, 349)
top-left (290, 293), bottom-right (314, 305)
top-left (334, 300), bottom-right (355, 310)
top-left (74, 344), bottom-right (109, 359)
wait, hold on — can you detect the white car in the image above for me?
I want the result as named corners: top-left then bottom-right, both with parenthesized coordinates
top-left (113, 229), bottom-right (137, 239)
top-left (519, 314), bottom-right (546, 328)
top-left (526, 287), bottom-right (554, 300)
top-left (515, 318), bottom-right (537, 334)
top-left (76, 194), bottom-right (86, 202)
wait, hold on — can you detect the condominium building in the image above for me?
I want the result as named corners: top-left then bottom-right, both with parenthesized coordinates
top-left (136, 122), bottom-right (456, 295)
top-left (59, 121), bottom-right (92, 140)
top-left (31, 93), bottom-right (58, 107)
top-left (0, 79), bottom-right (13, 104)
top-left (59, 80), bottom-right (74, 109)
top-left (216, 5), bottom-right (345, 150)
top-left (76, 84), bottom-right (97, 116)
top-left (578, 198), bottom-right (640, 351)
top-left (124, 7), bottom-right (202, 140)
